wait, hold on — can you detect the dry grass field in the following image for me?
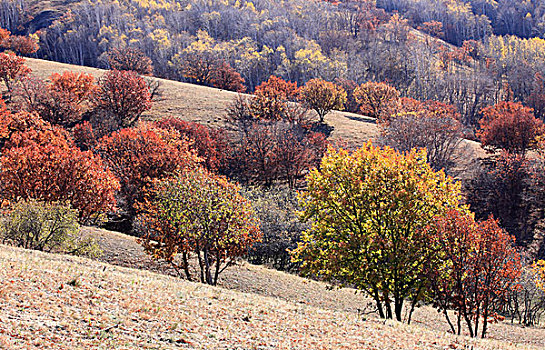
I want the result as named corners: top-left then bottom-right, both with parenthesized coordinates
top-left (1, 236), bottom-right (544, 350)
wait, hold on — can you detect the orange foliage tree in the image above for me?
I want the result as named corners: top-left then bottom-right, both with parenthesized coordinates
top-left (21, 71), bottom-right (97, 128)
top-left (428, 210), bottom-right (522, 338)
top-left (250, 76), bottom-right (301, 121)
top-left (0, 52), bottom-right (31, 98)
top-left (477, 101), bottom-right (544, 155)
top-left (137, 168), bottom-right (261, 285)
top-left (153, 117), bottom-right (231, 174)
top-left (299, 78), bottom-right (347, 122)
top-left (353, 81), bottom-right (400, 120)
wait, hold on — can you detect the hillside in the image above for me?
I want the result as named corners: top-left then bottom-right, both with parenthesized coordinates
top-left (23, 57), bottom-right (487, 166)
top-left (1, 241), bottom-right (544, 349)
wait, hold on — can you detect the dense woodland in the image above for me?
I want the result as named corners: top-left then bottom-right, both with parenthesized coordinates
top-left (2, 0), bottom-right (545, 339)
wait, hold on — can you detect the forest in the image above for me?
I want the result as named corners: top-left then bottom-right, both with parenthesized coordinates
top-left (1, 0), bottom-right (545, 342)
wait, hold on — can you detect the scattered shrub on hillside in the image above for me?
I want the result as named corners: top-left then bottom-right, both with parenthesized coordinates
top-left (136, 168), bottom-right (261, 285)
top-left (477, 101), bottom-right (544, 155)
top-left (353, 81), bottom-right (400, 121)
top-left (299, 78), bottom-right (347, 123)
top-left (250, 76), bottom-right (302, 122)
top-left (210, 61), bottom-right (246, 92)
top-left (243, 187), bottom-right (306, 272)
top-left (15, 72), bottom-right (97, 128)
top-left (231, 121), bottom-right (327, 188)
top-left (93, 70), bottom-right (152, 129)
top-left (0, 200), bottom-right (101, 257)
top-left (107, 47), bottom-right (154, 75)
top-left (0, 126), bottom-right (120, 223)
top-left (153, 118), bottom-right (231, 173)
top-left (292, 143), bottom-right (464, 322)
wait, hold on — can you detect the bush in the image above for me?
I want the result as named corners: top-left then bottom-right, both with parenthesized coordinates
top-left (0, 200), bottom-right (101, 257)
top-left (243, 187), bottom-right (307, 272)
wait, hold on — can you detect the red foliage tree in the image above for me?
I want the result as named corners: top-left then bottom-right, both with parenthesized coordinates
top-left (8, 35), bottom-right (40, 55)
top-left (0, 118), bottom-right (119, 221)
top-left (0, 52), bottom-right (31, 97)
top-left (477, 101), bottom-right (544, 155)
top-left (97, 124), bottom-right (199, 229)
top-left (210, 62), bottom-right (246, 92)
top-left (353, 81), bottom-right (400, 121)
top-left (107, 47), bottom-right (154, 76)
top-left (22, 71), bottom-right (97, 128)
top-left (428, 210), bottom-right (522, 338)
top-left (233, 121), bottom-right (327, 187)
top-left (153, 117), bottom-right (231, 173)
top-left (94, 70), bottom-right (152, 129)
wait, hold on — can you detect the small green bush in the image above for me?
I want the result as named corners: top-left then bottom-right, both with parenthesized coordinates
top-left (0, 200), bottom-right (101, 257)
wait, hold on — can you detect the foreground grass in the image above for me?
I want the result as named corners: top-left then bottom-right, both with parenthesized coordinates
top-left (0, 243), bottom-right (542, 349)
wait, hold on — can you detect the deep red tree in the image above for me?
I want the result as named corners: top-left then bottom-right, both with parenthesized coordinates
top-left (477, 101), bottom-right (544, 155)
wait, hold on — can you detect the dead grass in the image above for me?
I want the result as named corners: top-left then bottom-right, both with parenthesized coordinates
top-left (79, 227), bottom-right (545, 349)
top-left (1, 242), bottom-right (543, 349)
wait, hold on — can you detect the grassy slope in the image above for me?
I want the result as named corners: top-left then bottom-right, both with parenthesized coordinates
top-left (1, 242), bottom-right (544, 350)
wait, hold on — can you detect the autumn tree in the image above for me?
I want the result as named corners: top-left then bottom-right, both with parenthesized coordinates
top-left (210, 62), bottom-right (246, 92)
top-left (97, 124), bottom-right (199, 231)
top-left (232, 121), bottom-right (327, 187)
top-left (107, 47), bottom-right (154, 75)
top-left (428, 210), bottom-right (522, 338)
top-left (94, 70), bottom-right (152, 129)
top-left (292, 143), bottom-right (463, 321)
top-left (0, 52), bottom-right (31, 99)
top-left (137, 168), bottom-right (261, 285)
top-left (299, 78), bottom-right (347, 122)
top-left (20, 71), bottom-right (97, 128)
top-left (534, 260), bottom-right (545, 293)
top-left (380, 99), bottom-right (463, 171)
top-left (0, 122), bottom-right (119, 222)
top-left (153, 117), bottom-right (231, 173)
top-left (353, 81), bottom-right (400, 120)
top-left (477, 101), bottom-right (544, 155)
top-left (250, 76), bottom-right (301, 121)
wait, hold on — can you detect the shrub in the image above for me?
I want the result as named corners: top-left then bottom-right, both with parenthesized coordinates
top-left (0, 200), bottom-right (101, 257)
top-left (243, 187), bottom-right (307, 271)
top-left (136, 168), bottom-right (261, 285)
top-left (353, 81), bottom-right (400, 120)
top-left (107, 47), bottom-right (153, 75)
top-left (379, 100), bottom-right (463, 171)
top-left (97, 124), bottom-right (199, 231)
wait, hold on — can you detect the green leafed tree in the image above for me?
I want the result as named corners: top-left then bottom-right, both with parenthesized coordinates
top-left (291, 142), bottom-right (464, 321)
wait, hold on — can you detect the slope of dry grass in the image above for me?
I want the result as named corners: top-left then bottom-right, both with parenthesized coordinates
top-left (23, 57), bottom-right (488, 165)
top-left (81, 227), bottom-right (545, 348)
top-left (1, 242), bottom-right (543, 350)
